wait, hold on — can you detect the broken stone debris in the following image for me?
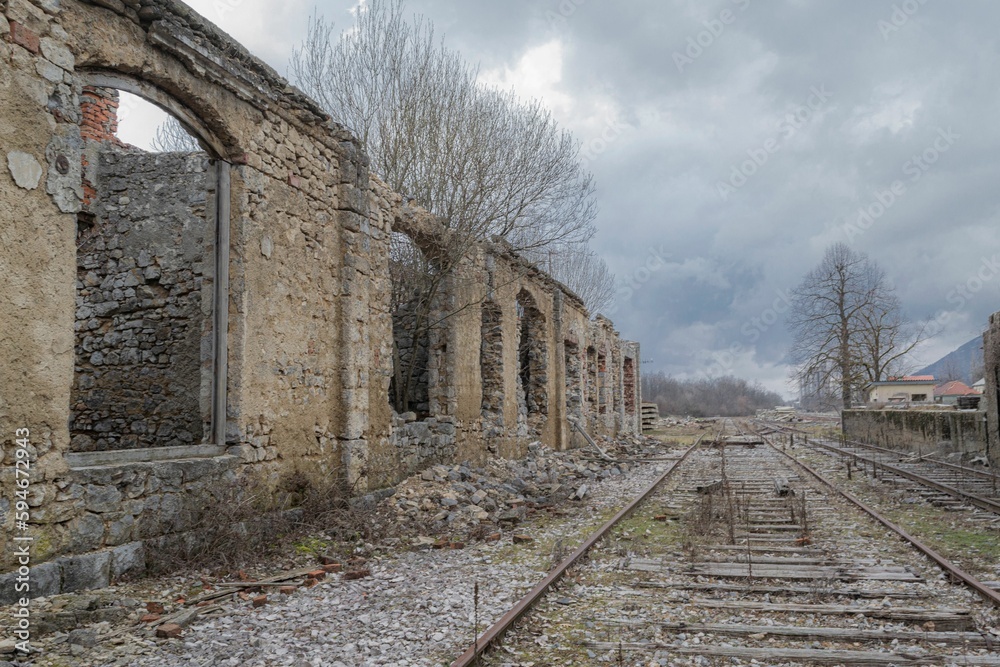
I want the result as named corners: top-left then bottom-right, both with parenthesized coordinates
top-left (379, 435), bottom-right (659, 537)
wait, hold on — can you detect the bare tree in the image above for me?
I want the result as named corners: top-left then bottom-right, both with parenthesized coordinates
top-left (524, 245), bottom-right (616, 314)
top-left (150, 116), bottom-right (201, 153)
top-left (291, 1), bottom-right (597, 253)
top-left (291, 0), bottom-right (606, 413)
top-left (787, 243), bottom-right (923, 410)
top-left (855, 293), bottom-right (925, 385)
top-left (642, 371), bottom-right (784, 417)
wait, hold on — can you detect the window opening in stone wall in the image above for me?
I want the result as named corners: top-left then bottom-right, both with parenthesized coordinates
top-left (564, 340), bottom-right (582, 421)
top-left (516, 289), bottom-right (548, 430)
top-left (480, 301), bottom-right (504, 437)
top-left (71, 88), bottom-right (215, 452)
top-left (389, 232), bottom-right (436, 416)
top-left (586, 346), bottom-right (597, 413)
top-left (611, 349), bottom-right (621, 415)
top-left (623, 357), bottom-right (637, 415)
top-left (598, 350), bottom-right (608, 414)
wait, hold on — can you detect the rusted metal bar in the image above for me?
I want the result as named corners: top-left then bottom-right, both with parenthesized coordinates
top-left (764, 432), bottom-right (1000, 608)
top-left (449, 436), bottom-right (705, 667)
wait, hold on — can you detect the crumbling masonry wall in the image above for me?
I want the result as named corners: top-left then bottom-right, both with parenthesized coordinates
top-left (0, 0), bottom-right (640, 601)
top-left (842, 409), bottom-right (986, 459)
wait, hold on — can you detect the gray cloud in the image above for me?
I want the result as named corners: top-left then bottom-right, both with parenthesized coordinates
top-left (185, 0), bottom-right (1000, 396)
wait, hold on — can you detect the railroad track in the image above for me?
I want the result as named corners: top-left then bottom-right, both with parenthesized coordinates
top-left (756, 420), bottom-right (1000, 516)
top-left (453, 420), bottom-right (1000, 666)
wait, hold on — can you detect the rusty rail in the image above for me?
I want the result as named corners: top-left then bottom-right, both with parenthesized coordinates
top-left (836, 434), bottom-right (997, 482)
top-left (450, 436), bottom-right (705, 666)
top-left (753, 426), bottom-right (1000, 608)
top-left (802, 437), bottom-right (1000, 515)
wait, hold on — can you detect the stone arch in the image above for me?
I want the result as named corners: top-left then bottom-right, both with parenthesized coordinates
top-left (516, 288), bottom-right (548, 432)
top-left (79, 71), bottom-right (227, 157)
top-left (388, 231), bottom-right (436, 415)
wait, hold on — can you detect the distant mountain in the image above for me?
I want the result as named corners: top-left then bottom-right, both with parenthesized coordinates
top-left (917, 337), bottom-right (984, 385)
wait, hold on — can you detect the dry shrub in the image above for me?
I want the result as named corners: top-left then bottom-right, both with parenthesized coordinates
top-left (146, 468), bottom-right (395, 576)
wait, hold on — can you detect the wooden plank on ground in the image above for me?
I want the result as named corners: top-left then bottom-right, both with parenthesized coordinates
top-left (635, 581), bottom-right (924, 598)
top-left (690, 599), bottom-right (972, 631)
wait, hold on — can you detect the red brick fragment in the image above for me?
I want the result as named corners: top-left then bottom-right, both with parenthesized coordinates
top-left (343, 569), bottom-right (371, 581)
top-left (146, 601), bottom-right (165, 614)
top-left (156, 623), bottom-right (183, 639)
top-left (318, 555), bottom-right (339, 565)
top-left (279, 585), bottom-right (298, 595)
top-left (512, 534), bottom-right (534, 544)
top-left (140, 613), bottom-right (161, 623)
top-left (485, 532), bottom-right (501, 543)
top-left (252, 595), bottom-right (267, 608)
top-left (449, 541), bottom-right (465, 550)
top-left (8, 22), bottom-right (40, 54)
top-left (196, 601), bottom-right (213, 607)
top-left (302, 577), bottom-right (319, 588)
top-left (653, 515), bottom-right (668, 522)
top-left (321, 563), bottom-right (342, 573)
top-left (432, 539), bottom-right (448, 549)
top-left (307, 569), bottom-right (327, 581)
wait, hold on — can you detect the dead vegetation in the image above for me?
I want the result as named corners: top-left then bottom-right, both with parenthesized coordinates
top-left (145, 469), bottom-right (390, 577)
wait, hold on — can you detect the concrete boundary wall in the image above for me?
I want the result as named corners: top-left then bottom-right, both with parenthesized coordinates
top-left (0, 0), bottom-right (639, 599)
top-left (842, 409), bottom-right (987, 458)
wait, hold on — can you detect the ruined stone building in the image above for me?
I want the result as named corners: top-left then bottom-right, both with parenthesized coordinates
top-left (0, 0), bottom-right (640, 599)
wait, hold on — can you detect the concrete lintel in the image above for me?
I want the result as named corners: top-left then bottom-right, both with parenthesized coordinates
top-left (66, 445), bottom-right (227, 468)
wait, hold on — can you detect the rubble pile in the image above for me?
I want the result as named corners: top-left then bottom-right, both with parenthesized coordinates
top-left (374, 435), bottom-right (665, 537)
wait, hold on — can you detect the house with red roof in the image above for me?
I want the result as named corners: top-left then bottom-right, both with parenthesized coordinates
top-left (934, 380), bottom-right (977, 405)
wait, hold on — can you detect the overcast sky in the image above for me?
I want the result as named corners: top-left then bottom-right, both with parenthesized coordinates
top-left (121, 0), bottom-right (1000, 397)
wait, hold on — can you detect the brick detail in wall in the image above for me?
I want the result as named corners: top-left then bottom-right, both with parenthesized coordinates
top-left (81, 87), bottom-right (129, 205)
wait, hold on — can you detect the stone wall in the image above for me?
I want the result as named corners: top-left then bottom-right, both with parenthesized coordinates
top-left (390, 413), bottom-right (457, 478)
top-left (842, 409), bottom-right (987, 458)
top-left (0, 0), bottom-right (641, 600)
top-left (984, 312), bottom-right (1000, 465)
top-left (72, 148), bottom-right (213, 452)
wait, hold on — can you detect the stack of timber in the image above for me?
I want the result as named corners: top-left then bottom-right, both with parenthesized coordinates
top-left (641, 403), bottom-right (659, 432)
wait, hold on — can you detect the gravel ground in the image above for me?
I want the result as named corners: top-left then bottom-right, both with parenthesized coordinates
top-left (5, 437), bottom-right (685, 667)
top-left (485, 439), bottom-right (1000, 666)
